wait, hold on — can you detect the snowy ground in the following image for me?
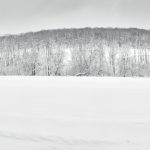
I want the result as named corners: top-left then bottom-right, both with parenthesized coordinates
top-left (0, 77), bottom-right (150, 150)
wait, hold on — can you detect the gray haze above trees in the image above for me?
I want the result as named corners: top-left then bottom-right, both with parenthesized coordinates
top-left (0, 27), bottom-right (150, 76)
top-left (0, 0), bottom-right (150, 34)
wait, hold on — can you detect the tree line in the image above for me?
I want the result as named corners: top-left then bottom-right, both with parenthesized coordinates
top-left (0, 27), bottom-right (150, 76)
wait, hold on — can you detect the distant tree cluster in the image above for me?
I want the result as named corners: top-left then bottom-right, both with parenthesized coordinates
top-left (0, 27), bottom-right (150, 76)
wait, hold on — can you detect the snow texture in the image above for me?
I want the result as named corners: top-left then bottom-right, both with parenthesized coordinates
top-left (0, 77), bottom-right (150, 150)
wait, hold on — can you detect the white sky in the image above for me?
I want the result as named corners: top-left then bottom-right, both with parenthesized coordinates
top-left (0, 0), bottom-right (149, 34)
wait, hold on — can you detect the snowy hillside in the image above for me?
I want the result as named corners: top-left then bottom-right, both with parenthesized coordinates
top-left (0, 28), bottom-right (150, 76)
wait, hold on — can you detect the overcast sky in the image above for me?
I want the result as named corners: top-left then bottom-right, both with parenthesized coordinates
top-left (0, 0), bottom-right (149, 34)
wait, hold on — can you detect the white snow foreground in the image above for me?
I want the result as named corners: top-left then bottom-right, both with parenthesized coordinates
top-left (0, 77), bottom-right (150, 150)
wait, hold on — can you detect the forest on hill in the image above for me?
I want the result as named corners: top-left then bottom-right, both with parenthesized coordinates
top-left (0, 27), bottom-right (150, 76)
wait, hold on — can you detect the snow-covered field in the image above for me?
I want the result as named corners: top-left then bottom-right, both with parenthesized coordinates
top-left (0, 77), bottom-right (150, 150)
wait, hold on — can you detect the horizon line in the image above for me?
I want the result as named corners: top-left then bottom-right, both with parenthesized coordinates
top-left (1, 26), bottom-right (150, 37)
